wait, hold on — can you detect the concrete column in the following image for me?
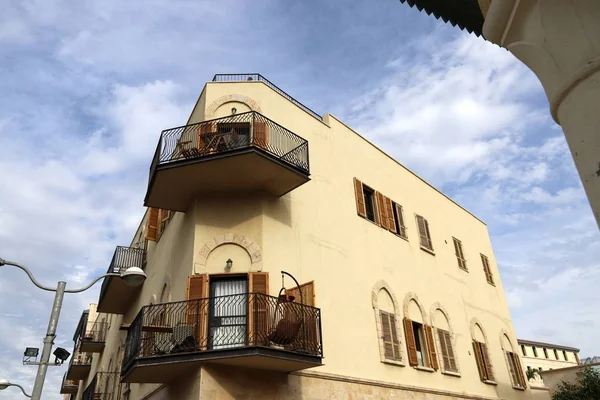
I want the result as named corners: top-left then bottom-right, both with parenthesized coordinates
top-left (483, 0), bottom-right (600, 228)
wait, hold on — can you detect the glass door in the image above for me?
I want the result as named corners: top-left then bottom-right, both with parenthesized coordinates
top-left (209, 277), bottom-right (248, 349)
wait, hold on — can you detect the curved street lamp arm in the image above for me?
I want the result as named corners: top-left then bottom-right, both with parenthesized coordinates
top-left (64, 273), bottom-right (120, 293)
top-left (11, 383), bottom-right (32, 398)
top-left (0, 259), bottom-right (56, 292)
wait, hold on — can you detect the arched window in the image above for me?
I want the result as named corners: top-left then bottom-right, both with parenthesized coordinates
top-left (471, 320), bottom-right (495, 383)
top-left (431, 305), bottom-right (459, 375)
top-left (403, 293), bottom-right (438, 370)
top-left (501, 332), bottom-right (527, 389)
top-left (371, 281), bottom-right (404, 365)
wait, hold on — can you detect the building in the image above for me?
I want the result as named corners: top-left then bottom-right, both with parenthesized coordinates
top-left (397, 1), bottom-right (600, 229)
top-left (62, 74), bottom-right (535, 400)
top-left (540, 362), bottom-right (600, 396)
top-left (517, 339), bottom-right (580, 392)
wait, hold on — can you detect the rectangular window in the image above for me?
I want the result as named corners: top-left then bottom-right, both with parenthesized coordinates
top-left (363, 185), bottom-right (377, 223)
top-left (521, 344), bottom-right (527, 356)
top-left (563, 350), bottom-right (568, 361)
top-left (554, 349), bottom-right (559, 359)
top-left (392, 202), bottom-right (407, 238)
top-left (473, 340), bottom-right (495, 381)
top-left (452, 237), bottom-right (467, 270)
top-left (437, 329), bottom-right (458, 372)
top-left (480, 254), bottom-right (495, 285)
top-left (412, 321), bottom-right (427, 366)
top-left (533, 346), bottom-right (538, 357)
top-left (416, 215), bottom-right (433, 251)
top-left (543, 348), bottom-right (548, 358)
top-left (380, 311), bottom-right (401, 362)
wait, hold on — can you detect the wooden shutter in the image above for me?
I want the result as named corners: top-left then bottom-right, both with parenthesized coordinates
top-left (197, 122), bottom-right (213, 153)
top-left (481, 343), bottom-right (494, 381)
top-left (253, 120), bottom-right (268, 150)
top-left (473, 341), bottom-right (487, 381)
top-left (453, 238), bottom-right (466, 270)
top-left (424, 325), bottom-right (439, 369)
top-left (248, 272), bottom-right (269, 346)
top-left (511, 353), bottom-right (527, 387)
top-left (444, 330), bottom-right (458, 372)
top-left (375, 191), bottom-right (386, 227)
top-left (396, 204), bottom-right (407, 237)
top-left (481, 255), bottom-right (494, 284)
top-left (145, 208), bottom-right (160, 241)
top-left (416, 215), bottom-right (432, 250)
top-left (381, 312), bottom-right (395, 360)
top-left (506, 352), bottom-right (519, 386)
top-left (385, 197), bottom-right (396, 233)
top-left (438, 329), bottom-right (451, 371)
top-left (186, 274), bottom-right (208, 350)
top-left (353, 178), bottom-right (366, 218)
top-left (403, 318), bottom-right (419, 366)
top-left (286, 281), bottom-right (317, 353)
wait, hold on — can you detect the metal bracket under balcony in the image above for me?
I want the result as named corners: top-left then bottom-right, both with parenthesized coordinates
top-left (60, 373), bottom-right (79, 394)
top-left (97, 246), bottom-right (146, 314)
top-left (145, 111), bottom-right (310, 212)
top-left (122, 292), bottom-right (323, 383)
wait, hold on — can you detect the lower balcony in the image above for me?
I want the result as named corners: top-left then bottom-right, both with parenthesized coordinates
top-left (80, 321), bottom-right (107, 353)
top-left (60, 373), bottom-right (78, 394)
top-left (98, 246), bottom-right (146, 314)
top-left (145, 111), bottom-right (310, 212)
top-left (122, 292), bottom-right (323, 383)
top-left (65, 350), bottom-right (93, 380)
top-left (82, 372), bottom-right (122, 400)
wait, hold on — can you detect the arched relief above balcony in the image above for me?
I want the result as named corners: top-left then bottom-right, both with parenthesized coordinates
top-left (205, 94), bottom-right (262, 119)
top-left (195, 233), bottom-right (263, 274)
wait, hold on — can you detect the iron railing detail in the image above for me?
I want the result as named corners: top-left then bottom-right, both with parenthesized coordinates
top-left (99, 246), bottom-right (147, 305)
top-left (82, 320), bottom-right (107, 343)
top-left (70, 345), bottom-right (93, 366)
top-left (60, 373), bottom-right (78, 392)
top-left (212, 74), bottom-right (322, 121)
top-left (82, 372), bottom-right (121, 400)
top-left (123, 292), bottom-right (322, 372)
top-left (149, 111), bottom-right (309, 181)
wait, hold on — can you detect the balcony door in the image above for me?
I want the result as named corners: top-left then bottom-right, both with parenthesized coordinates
top-left (209, 276), bottom-right (248, 350)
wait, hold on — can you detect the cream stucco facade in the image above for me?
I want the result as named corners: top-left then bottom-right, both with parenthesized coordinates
top-left (63, 76), bottom-right (540, 400)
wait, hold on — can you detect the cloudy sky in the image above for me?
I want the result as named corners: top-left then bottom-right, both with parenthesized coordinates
top-left (1, 0), bottom-right (598, 398)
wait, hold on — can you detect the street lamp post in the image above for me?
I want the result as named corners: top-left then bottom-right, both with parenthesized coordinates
top-left (0, 379), bottom-right (32, 398)
top-left (0, 257), bottom-right (146, 400)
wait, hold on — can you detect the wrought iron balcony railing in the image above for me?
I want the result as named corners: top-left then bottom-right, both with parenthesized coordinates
top-left (148, 111), bottom-right (310, 185)
top-left (82, 372), bottom-right (121, 400)
top-left (212, 74), bottom-right (322, 121)
top-left (81, 320), bottom-right (107, 343)
top-left (98, 246), bottom-right (146, 305)
top-left (60, 373), bottom-right (78, 394)
top-left (123, 292), bottom-right (322, 373)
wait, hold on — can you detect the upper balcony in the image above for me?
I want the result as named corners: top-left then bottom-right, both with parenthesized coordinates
top-left (59, 373), bottom-right (78, 394)
top-left (82, 372), bottom-right (122, 400)
top-left (121, 292), bottom-right (323, 383)
top-left (79, 320), bottom-right (107, 353)
top-left (144, 111), bottom-right (310, 212)
top-left (97, 246), bottom-right (146, 314)
top-left (65, 347), bottom-right (93, 381)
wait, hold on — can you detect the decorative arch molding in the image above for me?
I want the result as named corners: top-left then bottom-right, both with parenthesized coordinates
top-left (371, 281), bottom-right (405, 366)
top-left (195, 233), bottom-right (263, 274)
top-left (470, 317), bottom-right (489, 343)
top-left (430, 302), bottom-right (453, 331)
top-left (205, 94), bottom-right (262, 119)
top-left (499, 328), bottom-right (515, 351)
top-left (403, 291), bottom-right (428, 323)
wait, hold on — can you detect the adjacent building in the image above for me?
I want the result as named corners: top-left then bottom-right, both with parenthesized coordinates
top-left (518, 339), bottom-right (580, 390)
top-left (62, 74), bottom-right (536, 399)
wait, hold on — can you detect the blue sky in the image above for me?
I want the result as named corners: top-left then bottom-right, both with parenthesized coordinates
top-left (1, 0), bottom-right (599, 398)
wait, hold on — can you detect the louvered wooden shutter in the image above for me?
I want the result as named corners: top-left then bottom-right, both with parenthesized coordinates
top-left (145, 208), bottom-right (160, 241)
top-left (424, 325), bottom-right (439, 369)
top-left (375, 191), bottom-right (386, 227)
top-left (416, 215), bottom-right (432, 249)
top-left (249, 272), bottom-right (269, 346)
top-left (444, 330), bottom-right (458, 372)
top-left (438, 329), bottom-right (451, 371)
top-left (512, 353), bottom-right (527, 387)
top-left (473, 341), bottom-right (487, 380)
top-left (506, 352), bottom-right (519, 386)
top-left (396, 204), bottom-right (407, 237)
top-left (481, 342), bottom-right (494, 381)
top-left (481, 255), bottom-right (494, 284)
top-left (186, 274), bottom-right (208, 350)
top-left (353, 178), bottom-right (366, 218)
top-left (286, 281), bottom-right (317, 353)
top-left (253, 120), bottom-right (268, 150)
top-left (385, 197), bottom-right (396, 233)
top-left (403, 318), bottom-right (419, 366)
top-left (286, 281), bottom-right (315, 307)
top-left (381, 311), bottom-right (395, 360)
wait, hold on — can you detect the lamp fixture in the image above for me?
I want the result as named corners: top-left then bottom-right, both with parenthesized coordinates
top-left (225, 259), bottom-right (233, 270)
top-left (53, 348), bottom-right (70, 364)
top-left (121, 267), bottom-right (147, 287)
